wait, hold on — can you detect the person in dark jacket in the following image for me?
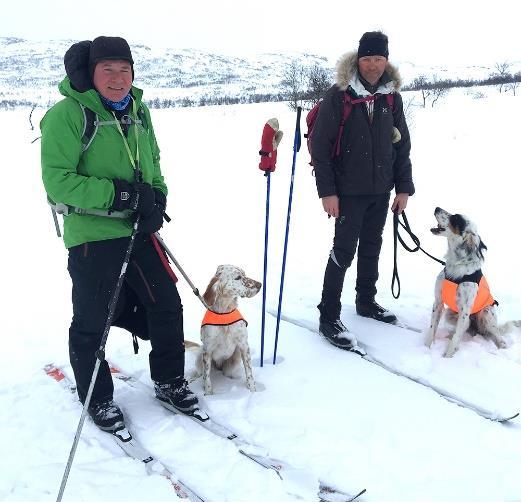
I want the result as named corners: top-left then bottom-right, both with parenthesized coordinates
top-left (312, 31), bottom-right (414, 350)
top-left (41, 37), bottom-right (199, 431)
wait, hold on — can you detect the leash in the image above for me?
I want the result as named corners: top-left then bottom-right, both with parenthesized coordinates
top-left (392, 211), bottom-right (445, 299)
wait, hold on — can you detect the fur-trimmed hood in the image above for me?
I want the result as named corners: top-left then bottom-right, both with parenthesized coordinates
top-left (335, 51), bottom-right (402, 94)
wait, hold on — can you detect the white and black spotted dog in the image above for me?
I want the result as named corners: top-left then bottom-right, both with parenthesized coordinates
top-left (425, 207), bottom-right (520, 357)
top-left (196, 265), bottom-right (261, 395)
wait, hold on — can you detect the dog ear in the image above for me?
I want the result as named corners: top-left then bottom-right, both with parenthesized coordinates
top-left (462, 231), bottom-right (480, 255)
top-left (203, 275), bottom-right (219, 307)
top-left (477, 238), bottom-right (487, 260)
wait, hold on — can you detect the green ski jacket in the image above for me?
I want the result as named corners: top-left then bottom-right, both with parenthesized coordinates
top-left (41, 77), bottom-right (167, 248)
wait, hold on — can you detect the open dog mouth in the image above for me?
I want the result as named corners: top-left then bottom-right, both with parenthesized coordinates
top-left (430, 224), bottom-right (446, 235)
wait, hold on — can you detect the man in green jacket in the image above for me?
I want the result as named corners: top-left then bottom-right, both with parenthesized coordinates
top-left (41, 36), bottom-right (198, 431)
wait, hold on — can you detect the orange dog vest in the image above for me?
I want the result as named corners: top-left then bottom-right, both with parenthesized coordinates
top-left (201, 309), bottom-right (247, 327)
top-left (441, 269), bottom-right (495, 314)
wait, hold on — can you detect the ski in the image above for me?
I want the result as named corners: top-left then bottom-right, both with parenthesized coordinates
top-left (44, 364), bottom-right (205, 502)
top-left (108, 362), bottom-right (366, 501)
top-left (319, 485), bottom-right (367, 502)
top-left (273, 315), bottom-right (520, 423)
top-left (391, 319), bottom-right (422, 333)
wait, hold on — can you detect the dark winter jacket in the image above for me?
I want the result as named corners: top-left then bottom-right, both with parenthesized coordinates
top-left (312, 52), bottom-right (414, 198)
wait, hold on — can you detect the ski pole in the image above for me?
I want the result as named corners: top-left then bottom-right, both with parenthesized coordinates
top-left (258, 119), bottom-right (283, 367)
top-left (56, 216), bottom-right (140, 502)
top-left (273, 107), bottom-right (302, 365)
top-left (261, 172), bottom-right (270, 367)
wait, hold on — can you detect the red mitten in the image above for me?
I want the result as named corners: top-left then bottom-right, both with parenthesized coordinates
top-left (259, 118), bottom-right (283, 172)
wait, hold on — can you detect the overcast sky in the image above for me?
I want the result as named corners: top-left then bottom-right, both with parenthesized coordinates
top-left (2, 0), bottom-right (520, 66)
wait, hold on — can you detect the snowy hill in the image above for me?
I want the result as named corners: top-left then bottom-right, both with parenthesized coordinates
top-left (0, 37), bottom-right (328, 107)
top-left (2, 36), bottom-right (520, 108)
top-left (2, 84), bottom-right (521, 501)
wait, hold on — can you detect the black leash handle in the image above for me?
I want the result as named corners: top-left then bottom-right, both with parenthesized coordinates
top-left (392, 211), bottom-right (445, 299)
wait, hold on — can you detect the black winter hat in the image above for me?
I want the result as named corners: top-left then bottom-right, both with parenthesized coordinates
top-left (88, 36), bottom-right (134, 79)
top-left (357, 31), bottom-right (389, 59)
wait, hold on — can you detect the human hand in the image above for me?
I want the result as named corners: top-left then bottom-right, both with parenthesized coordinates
top-left (138, 205), bottom-right (164, 233)
top-left (321, 195), bottom-right (339, 218)
top-left (111, 179), bottom-right (155, 215)
top-left (132, 182), bottom-right (156, 216)
top-left (391, 193), bottom-right (409, 214)
top-left (138, 189), bottom-right (166, 234)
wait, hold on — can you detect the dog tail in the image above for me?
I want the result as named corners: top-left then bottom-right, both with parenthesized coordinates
top-left (499, 320), bottom-right (521, 334)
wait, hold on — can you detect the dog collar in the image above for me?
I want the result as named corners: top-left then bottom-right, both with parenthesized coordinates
top-left (444, 268), bottom-right (483, 285)
top-left (201, 309), bottom-right (248, 327)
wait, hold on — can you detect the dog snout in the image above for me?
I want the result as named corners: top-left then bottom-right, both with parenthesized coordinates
top-left (243, 278), bottom-right (262, 297)
top-left (432, 207), bottom-right (451, 234)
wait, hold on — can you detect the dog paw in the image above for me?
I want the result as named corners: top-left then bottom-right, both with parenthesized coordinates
top-left (424, 333), bottom-right (434, 347)
top-left (443, 345), bottom-right (457, 358)
top-left (247, 382), bottom-right (256, 392)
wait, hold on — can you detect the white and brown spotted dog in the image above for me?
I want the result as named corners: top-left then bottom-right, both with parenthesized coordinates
top-left (196, 265), bottom-right (261, 395)
top-left (425, 207), bottom-right (520, 357)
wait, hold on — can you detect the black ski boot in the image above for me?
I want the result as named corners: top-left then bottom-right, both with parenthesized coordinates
top-left (319, 317), bottom-right (358, 350)
top-left (356, 298), bottom-right (397, 324)
top-left (88, 398), bottom-right (125, 432)
top-left (155, 376), bottom-right (199, 415)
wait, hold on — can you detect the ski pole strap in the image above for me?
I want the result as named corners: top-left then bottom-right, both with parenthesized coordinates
top-left (391, 211), bottom-right (445, 299)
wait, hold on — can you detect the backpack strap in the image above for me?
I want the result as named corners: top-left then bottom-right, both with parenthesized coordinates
top-left (79, 103), bottom-right (148, 153)
top-left (333, 92), bottom-right (396, 158)
top-left (332, 94), bottom-right (353, 158)
top-left (80, 104), bottom-right (98, 152)
top-left (386, 92), bottom-right (394, 110)
top-left (137, 105), bottom-right (148, 132)
top-left (333, 93), bottom-right (378, 158)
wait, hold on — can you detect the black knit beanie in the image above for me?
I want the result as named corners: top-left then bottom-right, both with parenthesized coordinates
top-left (88, 36), bottom-right (134, 80)
top-left (357, 31), bottom-right (389, 59)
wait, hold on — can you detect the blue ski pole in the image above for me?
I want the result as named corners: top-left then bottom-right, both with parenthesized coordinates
top-left (260, 172), bottom-right (270, 367)
top-left (273, 107), bottom-right (302, 364)
top-left (258, 118), bottom-right (283, 367)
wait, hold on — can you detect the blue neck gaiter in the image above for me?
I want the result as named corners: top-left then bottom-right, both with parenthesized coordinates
top-left (99, 93), bottom-right (131, 111)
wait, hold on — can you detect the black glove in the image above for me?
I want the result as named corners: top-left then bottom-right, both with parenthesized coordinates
top-left (111, 179), bottom-right (155, 216)
top-left (138, 189), bottom-right (167, 234)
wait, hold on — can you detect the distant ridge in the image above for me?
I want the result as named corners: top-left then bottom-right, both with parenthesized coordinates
top-left (1, 37), bottom-right (519, 108)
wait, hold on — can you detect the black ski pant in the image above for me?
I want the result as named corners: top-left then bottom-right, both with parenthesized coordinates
top-left (67, 234), bottom-right (184, 405)
top-left (319, 193), bottom-right (390, 321)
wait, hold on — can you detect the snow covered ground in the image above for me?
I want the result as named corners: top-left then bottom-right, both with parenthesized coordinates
top-left (1, 86), bottom-right (521, 502)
